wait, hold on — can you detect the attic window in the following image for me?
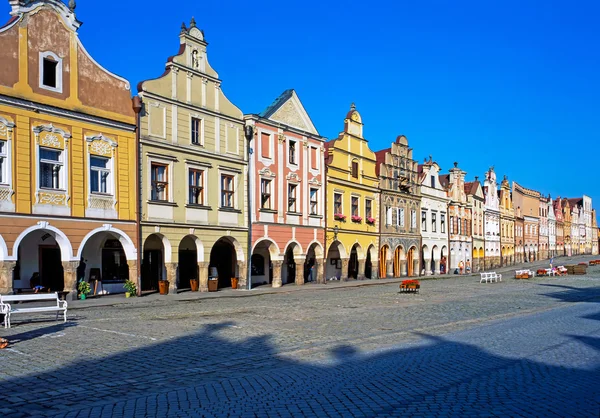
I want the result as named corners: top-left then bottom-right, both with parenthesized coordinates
top-left (39, 52), bottom-right (63, 93)
top-left (351, 161), bottom-right (358, 178)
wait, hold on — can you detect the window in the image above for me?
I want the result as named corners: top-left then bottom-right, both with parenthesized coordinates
top-left (421, 210), bottom-right (427, 231)
top-left (351, 161), bottom-right (358, 178)
top-left (458, 218), bottom-right (462, 235)
top-left (432, 212), bottom-right (437, 232)
top-left (441, 213), bottom-right (446, 233)
top-left (288, 184), bottom-right (297, 212)
top-left (400, 208), bottom-right (405, 227)
top-left (221, 175), bottom-right (234, 208)
top-left (191, 118), bottom-right (202, 145)
top-left (334, 193), bottom-right (342, 214)
top-left (261, 179), bottom-right (272, 209)
top-left (410, 210), bottom-right (416, 229)
top-left (365, 199), bottom-right (372, 219)
top-left (150, 163), bottom-right (168, 201)
top-left (39, 148), bottom-right (62, 189)
top-left (310, 146), bottom-right (318, 170)
top-left (42, 58), bottom-right (58, 88)
top-left (189, 169), bottom-right (204, 205)
top-left (431, 176), bottom-right (435, 188)
top-left (261, 132), bottom-right (271, 159)
top-left (288, 140), bottom-right (297, 164)
top-left (351, 196), bottom-right (359, 216)
top-left (0, 140), bottom-right (6, 184)
top-left (90, 156), bottom-right (110, 194)
top-left (391, 207), bottom-right (398, 225)
top-left (309, 188), bottom-right (318, 215)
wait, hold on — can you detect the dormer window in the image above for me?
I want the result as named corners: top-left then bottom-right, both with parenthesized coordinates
top-left (39, 52), bottom-right (63, 93)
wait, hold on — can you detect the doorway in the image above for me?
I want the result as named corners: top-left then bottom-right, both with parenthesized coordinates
top-left (39, 246), bottom-right (63, 291)
top-left (142, 249), bottom-right (162, 291)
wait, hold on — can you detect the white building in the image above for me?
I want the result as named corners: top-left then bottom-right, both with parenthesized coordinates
top-left (548, 197), bottom-right (556, 258)
top-left (483, 167), bottom-right (501, 269)
top-left (418, 159), bottom-right (449, 274)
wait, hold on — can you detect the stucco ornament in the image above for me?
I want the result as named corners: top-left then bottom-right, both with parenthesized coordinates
top-left (39, 192), bottom-right (67, 206)
top-left (271, 101), bottom-right (309, 132)
top-left (41, 133), bottom-right (61, 148)
top-left (90, 140), bottom-right (112, 157)
top-left (0, 123), bottom-right (6, 138)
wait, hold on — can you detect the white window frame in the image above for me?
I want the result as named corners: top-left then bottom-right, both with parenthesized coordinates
top-left (421, 210), bottom-right (427, 232)
top-left (0, 117), bottom-right (15, 212)
top-left (333, 192), bottom-right (343, 215)
top-left (309, 187), bottom-right (319, 215)
top-left (400, 208), bottom-right (405, 227)
top-left (432, 211), bottom-right (437, 233)
top-left (39, 51), bottom-right (63, 94)
top-left (148, 156), bottom-right (174, 203)
top-left (287, 138), bottom-right (298, 166)
top-left (309, 145), bottom-right (320, 173)
top-left (0, 139), bottom-right (7, 185)
top-left (410, 210), bottom-right (417, 229)
top-left (351, 195), bottom-right (360, 217)
top-left (288, 182), bottom-right (299, 213)
top-left (39, 147), bottom-right (64, 190)
top-left (187, 166), bottom-right (206, 206)
top-left (89, 155), bottom-right (112, 195)
top-left (258, 128), bottom-right (275, 164)
top-left (261, 178), bottom-right (273, 210)
top-left (190, 115), bottom-right (204, 146)
top-left (218, 168), bottom-right (239, 210)
top-left (441, 213), bottom-right (446, 233)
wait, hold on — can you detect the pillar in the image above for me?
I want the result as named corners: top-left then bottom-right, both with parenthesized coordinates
top-left (357, 259), bottom-right (366, 280)
top-left (295, 260), bottom-right (304, 285)
top-left (0, 261), bottom-right (16, 294)
top-left (371, 261), bottom-right (379, 279)
top-left (413, 259), bottom-right (419, 277)
top-left (424, 258), bottom-right (432, 276)
top-left (434, 259), bottom-right (440, 275)
top-left (198, 261), bottom-right (209, 292)
top-left (127, 260), bottom-right (139, 296)
top-left (62, 261), bottom-right (78, 301)
top-left (166, 262), bottom-right (178, 294)
top-left (237, 261), bottom-right (247, 289)
top-left (386, 260), bottom-right (393, 278)
top-left (272, 260), bottom-right (282, 288)
top-left (316, 259), bottom-right (325, 284)
top-left (340, 258), bottom-right (349, 281)
top-left (401, 260), bottom-right (407, 276)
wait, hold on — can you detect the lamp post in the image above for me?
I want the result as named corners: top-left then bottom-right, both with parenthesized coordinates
top-left (244, 123), bottom-right (254, 291)
top-left (333, 225), bottom-right (339, 241)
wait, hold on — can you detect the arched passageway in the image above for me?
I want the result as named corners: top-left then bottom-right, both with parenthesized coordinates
top-left (210, 238), bottom-right (237, 289)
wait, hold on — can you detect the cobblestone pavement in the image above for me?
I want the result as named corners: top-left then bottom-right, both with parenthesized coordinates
top-left (1, 256), bottom-right (599, 417)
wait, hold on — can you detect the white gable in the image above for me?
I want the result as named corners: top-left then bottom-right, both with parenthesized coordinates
top-left (268, 91), bottom-right (318, 135)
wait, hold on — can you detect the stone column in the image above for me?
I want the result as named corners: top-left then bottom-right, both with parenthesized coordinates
top-left (413, 259), bottom-right (419, 277)
top-left (371, 261), bottom-right (379, 279)
top-left (272, 260), bottom-right (283, 288)
top-left (62, 261), bottom-right (78, 301)
top-left (386, 260), bottom-right (393, 278)
top-left (166, 262), bottom-right (178, 294)
top-left (198, 261), bottom-right (209, 292)
top-left (295, 261), bottom-right (304, 286)
top-left (316, 259), bottom-right (325, 284)
top-left (401, 260), bottom-right (407, 276)
top-left (434, 259), bottom-right (441, 275)
top-left (340, 258), bottom-right (349, 281)
top-left (127, 260), bottom-right (139, 296)
top-left (423, 258), bottom-right (432, 276)
top-left (357, 259), bottom-right (366, 280)
top-left (237, 261), bottom-right (247, 289)
top-left (0, 261), bottom-right (16, 294)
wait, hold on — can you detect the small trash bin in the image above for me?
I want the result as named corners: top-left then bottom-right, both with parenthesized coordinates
top-left (208, 278), bottom-right (218, 292)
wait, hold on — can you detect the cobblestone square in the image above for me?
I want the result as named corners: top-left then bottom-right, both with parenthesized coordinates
top-left (1, 256), bottom-right (600, 417)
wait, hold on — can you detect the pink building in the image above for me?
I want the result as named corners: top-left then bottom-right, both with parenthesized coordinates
top-left (245, 90), bottom-right (326, 288)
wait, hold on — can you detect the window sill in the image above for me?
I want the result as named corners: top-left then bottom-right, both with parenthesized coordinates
top-left (39, 188), bottom-right (66, 193)
top-left (148, 200), bottom-right (177, 207)
top-left (186, 204), bottom-right (212, 210)
top-left (259, 208), bottom-right (277, 214)
top-left (90, 193), bottom-right (114, 198)
top-left (287, 212), bottom-right (302, 216)
top-left (219, 207), bottom-right (242, 213)
top-left (309, 214), bottom-right (323, 219)
top-left (190, 142), bottom-right (204, 147)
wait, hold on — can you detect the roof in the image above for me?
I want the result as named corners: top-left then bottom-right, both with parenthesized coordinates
top-left (567, 197), bottom-right (583, 208)
top-left (257, 89), bottom-right (319, 135)
top-left (374, 148), bottom-right (390, 176)
top-left (259, 89), bottom-right (294, 118)
top-left (324, 139), bottom-right (337, 165)
top-left (463, 181), bottom-right (480, 196)
top-left (439, 174), bottom-right (450, 189)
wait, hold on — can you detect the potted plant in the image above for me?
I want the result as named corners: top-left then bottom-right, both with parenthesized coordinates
top-left (158, 280), bottom-right (169, 295)
top-left (351, 215), bottom-right (362, 223)
top-left (123, 280), bottom-right (137, 298)
top-left (334, 213), bottom-right (346, 221)
top-left (366, 217), bottom-right (376, 225)
top-left (190, 277), bottom-right (200, 292)
top-left (78, 281), bottom-right (91, 300)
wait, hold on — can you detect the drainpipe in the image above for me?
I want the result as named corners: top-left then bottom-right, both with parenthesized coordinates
top-left (324, 153), bottom-right (329, 280)
top-left (132, 96), bottom-right (142, 297)
top-left (244, 122), bottom-right (254, 291)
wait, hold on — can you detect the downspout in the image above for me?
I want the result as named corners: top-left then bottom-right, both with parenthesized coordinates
top-left (324, 151), bottom-right (328, 281)
top-left (132, 96), bottom-right (142, 296)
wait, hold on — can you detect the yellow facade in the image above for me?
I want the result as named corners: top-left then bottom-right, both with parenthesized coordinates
top-left (325, 105), bottom-right (379, 280)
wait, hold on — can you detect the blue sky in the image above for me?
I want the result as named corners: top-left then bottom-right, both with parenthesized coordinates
top-left (3, 1), bottom-right (599, 211)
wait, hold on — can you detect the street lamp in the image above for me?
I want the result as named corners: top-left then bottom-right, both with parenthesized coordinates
top-left (333, 225), bottom-right (339, 241)
top-left (244, 123), bottom-right (254, 291)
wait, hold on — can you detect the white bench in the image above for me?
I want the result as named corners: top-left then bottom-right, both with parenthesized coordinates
top-left (0, 293), bottom-right (67, 328)
top-left (480, 272), bottom-right (502, 283)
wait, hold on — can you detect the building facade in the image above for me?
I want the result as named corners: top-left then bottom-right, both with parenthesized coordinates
top-left (514, 206), bottom-right (525, 263)
top-left (513, 182), bottom-right (540, 262)
top-left (465, 178), bottom-right (484, 272)
top-left (548, 197), bottom-right (556, 258)
top-left (418, 159), bottom-right (449, 274)
top-left (441, 163), bottom-right (472, 273)
top-left (137, 20), bottom-right (248, 293)
top-left (0, 1), bottom-right (138, 298)
top-left (562, 199), bottom-right (573, 256)
top-left (246, 90), bottom-right (326, 287)
top-left (593, 210), bottom-right (599, 255)
top-left (325, 105), bottom-right (379, 280)
top-left (554, 197), bottom-right (564, 256)
top-left (538, 196), bottom-right (549, 260)
top-left (483, 168), bottom-right (501, 268)
top-left (583, 196), bottom-right (593, 254)
top-left (498, 176), bottom-right (515, 266)
top-left (376, 136), bottom-right (420, 277)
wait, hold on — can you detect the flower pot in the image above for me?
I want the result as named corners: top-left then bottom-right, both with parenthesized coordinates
top-left (231, 277), bottom-right (238, 290)
top-left (190, 278), bottom-right (200, 292)
top-left (158, 280), bottom-right (169, 295)
top-left (125, 292), bottom-right (131, 298)
top-left (0, 338), bottom-right (8, 349)
top-left (80, 294), bottom-right (86, 300)
top-left (208, 279), bottom-right (218, 292)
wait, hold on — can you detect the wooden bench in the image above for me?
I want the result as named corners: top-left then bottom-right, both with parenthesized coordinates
top-left (399, 280), bottom-right (420, 293)
top-left (480, 272), bottom-right (502, 283)
top-left (515, 269), bottom-right (534, 279)
top-left (0, 293), bottom-right (67, 329)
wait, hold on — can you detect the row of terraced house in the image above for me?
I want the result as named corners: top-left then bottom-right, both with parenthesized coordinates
top-left (0, 1), bottom-right (597, 298)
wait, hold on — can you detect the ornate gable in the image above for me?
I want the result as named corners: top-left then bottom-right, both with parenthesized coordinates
top-left (260, 90), bottom-right (318, 135)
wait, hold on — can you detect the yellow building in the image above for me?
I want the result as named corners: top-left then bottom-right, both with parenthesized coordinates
top-left (0, 1), bottom-right (138, 298)
top-left (499, 176), bottom-right (515, 265)
top-left (324, 105), bottom-right (379, 280)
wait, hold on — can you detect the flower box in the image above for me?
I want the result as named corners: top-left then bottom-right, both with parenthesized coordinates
top-left (366, 217), bottom-right (376, 225)
top-left (334, 213), bottom-right (346, 221)
top-left (351, 215), bottom-right (362, 223)
top-left (399, 279), bottom-right (420, 293)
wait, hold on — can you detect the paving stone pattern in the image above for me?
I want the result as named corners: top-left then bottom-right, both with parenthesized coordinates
top-left (1, 256), bottom-right (599, 417)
